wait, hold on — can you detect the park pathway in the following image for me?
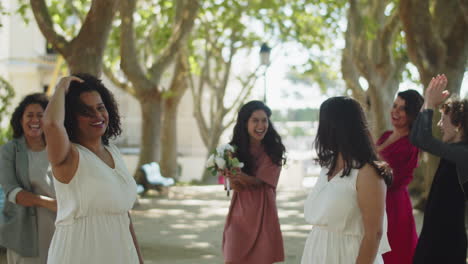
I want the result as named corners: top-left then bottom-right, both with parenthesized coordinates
top-left (0, 182), bottom-right (428, 264)
top-left (133, 185), bottom-right (311, 264)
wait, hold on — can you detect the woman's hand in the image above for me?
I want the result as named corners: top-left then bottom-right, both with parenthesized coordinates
top-left (40, 196), bottom-right (58, 212)
top-left (224, 168), bottom-right (262, 191)
top-left (224, 168), bottom-right (245, 191)
top-left (16, 191), bottom-right (57, 212)
top-left (55, 76), bottom-right (83, 93)
top-left (425, 74), bottom-right (449, 109)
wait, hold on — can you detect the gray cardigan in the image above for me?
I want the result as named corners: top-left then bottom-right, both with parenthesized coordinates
top-left (410, 109), bottom-right (468, 199)
top-left (0, 137), bottom-right (39, 257)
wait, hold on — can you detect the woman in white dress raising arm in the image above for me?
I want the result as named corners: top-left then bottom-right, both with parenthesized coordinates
top-left (43, 74), bottom-right (143, 264)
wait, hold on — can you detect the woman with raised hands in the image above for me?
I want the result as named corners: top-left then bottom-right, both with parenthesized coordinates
top-left (411, 74), bottom-right (468, 264)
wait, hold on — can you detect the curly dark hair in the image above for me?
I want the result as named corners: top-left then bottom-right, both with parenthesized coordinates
top-left (315, 96), bottom-right (392, 186)
top-left (441, 97), bottom-right (468, 143)
top-left (10, 93), bottom-right (49, 138)
top-left (397, 89), bottom-right (424, 130)
top-left (65, 73), bottom-right (121, 145)
top-left (229, 100), bottom-right (286, 176)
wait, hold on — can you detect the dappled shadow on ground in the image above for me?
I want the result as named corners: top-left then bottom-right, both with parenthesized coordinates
top-left (132, 185), bottom-right (310, 264)
top-left (132, 185), bottom-right (468, 264)
top-left (0, 183), bottom-right (465, 263)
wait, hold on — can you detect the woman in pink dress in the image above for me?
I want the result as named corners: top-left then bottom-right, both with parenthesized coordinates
top-left (376, 89), bottom-right (423, 264)
top-left (222, 100), bottom-right (286, 264)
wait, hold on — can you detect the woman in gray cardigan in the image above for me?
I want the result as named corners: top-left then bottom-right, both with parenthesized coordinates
top-left (0, 93), bottom-right (56, 264)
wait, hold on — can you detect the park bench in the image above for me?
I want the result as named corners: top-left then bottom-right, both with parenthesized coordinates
top-left (138, 162), bottom-right (175, 194)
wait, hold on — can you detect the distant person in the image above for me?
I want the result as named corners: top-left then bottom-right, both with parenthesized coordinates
top-left (376, 89), bottom-right (423, 264)
top-left (0, 93), bottom-right (56, 264)
top-left (43, 74), bottom-right (143, 264)
top-left (301, 96), bottom-right (392, 264)
top-left (222, 100), bottom-right (286, 264)
top-left (411, 74), bottom-right (468, 264)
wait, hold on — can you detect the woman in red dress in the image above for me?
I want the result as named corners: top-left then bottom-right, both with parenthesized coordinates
top-left (376, 89), bottom-right (423, 264)
top-left (222, 100), bottom-right (286, 264)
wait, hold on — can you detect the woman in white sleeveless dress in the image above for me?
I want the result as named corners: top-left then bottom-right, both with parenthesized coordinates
top-left (43, 74), bottom-right (143, 264)
top-left (301, 96), bottom-right (392, 264)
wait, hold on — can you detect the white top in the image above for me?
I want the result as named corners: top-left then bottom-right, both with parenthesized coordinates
top-left (47, 144), bottom-right (138, 264)
top-left (301, 167), bottom-right (391, 264)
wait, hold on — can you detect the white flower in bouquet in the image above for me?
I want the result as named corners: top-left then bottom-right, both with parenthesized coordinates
top-left (205, 143), bottom-right (243, 196)
top-left (215, 157), bottom-right (226, 170)
top-left (216, 144), bottom-right (234, 156)
top-left (206, 154), bottom-right (215, 168)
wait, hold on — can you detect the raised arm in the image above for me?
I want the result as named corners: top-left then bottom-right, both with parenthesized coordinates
top-left (409, 75), bottom-right (468, 164)
top-left (410, 110), bottom-right (468, 163)
top-left (356, 164), bottom-right (387, 264)
top-left (43, 76), bottom-right (82, 183)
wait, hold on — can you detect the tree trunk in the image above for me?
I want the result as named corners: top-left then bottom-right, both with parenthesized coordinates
top-left (160, 97), bottom-right (180, 180)
top-left (134, 96), bottom-right (162, 186)
top-left (200, 124), bottom-right (224, 183)
top-left (367, 76), bottom-right (402, 138)
top-left (66, 47), bottom-right (106, 76)
top-left (342, 0), bottom-right (406, 139)
top-left (30, 0), bottom-right (119, 76)
top-left (159, 47), bottom-right (190, 180)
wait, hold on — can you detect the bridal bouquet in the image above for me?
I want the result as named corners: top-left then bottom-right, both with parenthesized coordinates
top-left (206, 144), bottom-right (244, 196)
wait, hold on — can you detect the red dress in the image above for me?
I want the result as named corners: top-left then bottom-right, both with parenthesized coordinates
top-left (377, 131), bottom-right (419, 264)
top-left (222, 145), bottom-right (284, 264)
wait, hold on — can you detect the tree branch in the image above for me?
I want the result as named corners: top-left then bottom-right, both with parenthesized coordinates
top-left (399, 0), bottom-right (445, 75)
top-left (460, 0), bottom-right (468, 24)
top-left (30, 0), bottom-right (69, 56)
top-left (103, 66), bottom-right (137, 97)
top-left (433, 0), bottom-right (462, 38)
top-left (148, 0), bottom-right (199, 84)
top-left (348, 0), bottom-right (372, 79)
top-left (379, 9), bottom-right (401, 68)
top-left (120, 0), bottom-right (154, 93)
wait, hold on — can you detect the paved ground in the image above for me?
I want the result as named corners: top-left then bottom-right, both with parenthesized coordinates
top-left (0, 181), bottom-right (433, 264)
top-left (133, 185), bottom-right (311, 264)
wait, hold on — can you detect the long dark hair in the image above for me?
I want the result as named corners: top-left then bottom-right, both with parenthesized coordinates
top-left (65, 73), bottom-right (121, 145)
top-left (315, 96), bottom-right (392, 185)
top-left (10, 93), bottom-right (49, 138)
top-left (230, 100), bottom-right (286, 175)
top-left (397, 89), bottom-right (424, 130)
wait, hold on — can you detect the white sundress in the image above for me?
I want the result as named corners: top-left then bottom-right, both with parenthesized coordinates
top-left (301, 167), bottom-right (391, 264)
top-left (47, 144), bottom-right (138, 264)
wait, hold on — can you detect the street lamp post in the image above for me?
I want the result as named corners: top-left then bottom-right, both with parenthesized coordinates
top-left (259, 43), bottom-right (271, 103)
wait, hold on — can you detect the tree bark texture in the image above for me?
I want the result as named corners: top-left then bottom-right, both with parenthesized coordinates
top-left (160, 52), bottom-right (189, 180)
top-left (119, 0), bottom-right (198, 182)
top-left (400, 0), bottom-right (468, 205)
top-left (342, 0), bottom-right (407, 138)
top-left (30, 0), bottom-right (119, 76)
